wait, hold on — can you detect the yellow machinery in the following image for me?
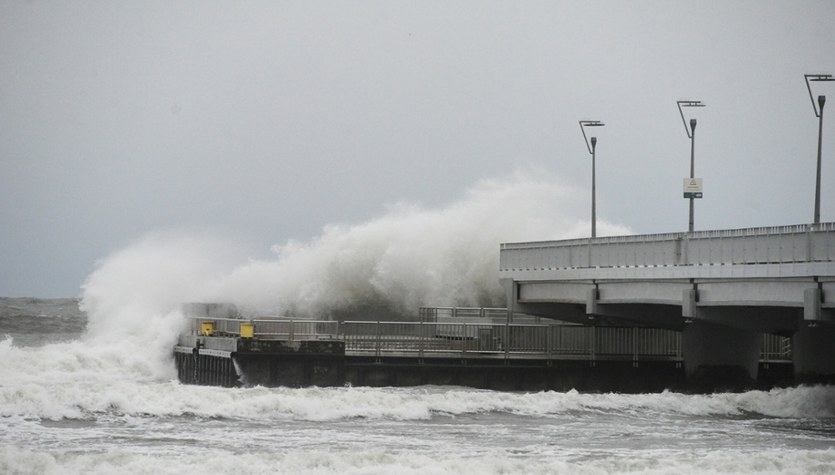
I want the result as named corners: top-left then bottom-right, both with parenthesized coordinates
top-left (240, 321), bottom-right (255, 338)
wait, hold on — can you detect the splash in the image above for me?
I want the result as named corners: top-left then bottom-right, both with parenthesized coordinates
top-left (210, 171), bottom-right (628, 317)
top-left (80, 170), bottom-right (628, 325)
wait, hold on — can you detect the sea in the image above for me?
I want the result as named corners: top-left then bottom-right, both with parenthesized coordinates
top-left (2, 297), bottom-right (835, 475)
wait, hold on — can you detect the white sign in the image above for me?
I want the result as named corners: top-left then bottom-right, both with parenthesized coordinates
top-left (683, 178), bottom-right (703, 199)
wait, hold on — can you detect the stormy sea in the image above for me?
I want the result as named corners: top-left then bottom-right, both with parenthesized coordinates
top-left (2, 297), bottom-right (835, 474)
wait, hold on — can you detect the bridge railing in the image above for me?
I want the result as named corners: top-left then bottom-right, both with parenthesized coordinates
top-left (418, 306), bottom-right (510, 321)
top-left (186, 317), bottom-right (791, 362)
top-left (500, 222), bottom-right (835, 271)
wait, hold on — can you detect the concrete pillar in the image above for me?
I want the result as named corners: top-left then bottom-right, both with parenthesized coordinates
top-left (682, 288), bottom-right (697, 319)
top-left (682, 319), bottom-right (761, 391)
top-left (501, 278), bottom-right (518, 315)
top-left (804, 288), bottom-right (822, 321)
top-left (792, 324), bottom-right (835, 382)
top-left (586, 287), bottom-right (599, 316)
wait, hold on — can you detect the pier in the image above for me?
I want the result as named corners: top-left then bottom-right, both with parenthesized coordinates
top-left (175, 306), bottom-right (793, 392)
top-left (174, 223), bottom-right (833, 391)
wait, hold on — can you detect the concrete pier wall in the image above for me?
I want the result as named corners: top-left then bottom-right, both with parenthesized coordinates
top-left (175, 350), bottom-right (238, 387)
top-left (174, 337), bottom-right (795, 392)
top-left (681, 320), bottom-right (762, 391)
top-left (344, 358), bottom-right (686, 392)
top-left (234, 340), bottom-right (345, 387)
top-left (792, 324), bottom-right (835, 384)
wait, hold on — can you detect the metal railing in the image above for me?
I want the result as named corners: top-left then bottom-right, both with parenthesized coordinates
top-left (761, 333), bottom-right (792, 362)
top-left (193, 318), bottom-right (339, 340)
top-left (419, 307), bottom-right (511, 321)
top-left (500, 222), bottom-right (835, 271)
top-left (187, 316), bottom-right (793, 363)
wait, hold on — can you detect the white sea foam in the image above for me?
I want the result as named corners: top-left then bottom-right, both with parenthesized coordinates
top-left (2, 349), bottom-right (834, 422)
top-left (2, 445), bottom-right (834, 475)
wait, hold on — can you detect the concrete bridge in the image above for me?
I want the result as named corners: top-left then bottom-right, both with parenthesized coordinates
top-left (499, 222), bottom-right (835, 385)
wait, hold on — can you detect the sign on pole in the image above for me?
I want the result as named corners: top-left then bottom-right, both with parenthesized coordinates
top-left (683, 178), bottom-right (703, 199)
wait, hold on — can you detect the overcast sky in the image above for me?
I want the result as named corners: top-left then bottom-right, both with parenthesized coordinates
top-left (2, 1), bottom-right (834, 297)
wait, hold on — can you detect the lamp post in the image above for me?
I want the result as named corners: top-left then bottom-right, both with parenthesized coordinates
top-left (805, 74), bottom-right (835, 224)
top-left (677, 100), bottom-right (706, 233)
top-left (580, 120), bottom-right (605, 238)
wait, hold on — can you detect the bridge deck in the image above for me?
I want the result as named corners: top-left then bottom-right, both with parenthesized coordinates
top-left (499, 223), bottom-right (835, 331)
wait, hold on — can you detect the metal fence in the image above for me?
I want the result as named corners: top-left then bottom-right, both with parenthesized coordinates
top-left (194, 318), bottom-right (339, 340)
top-left (187, 317), bottom-right (792, 362)
top-left (419, 307), bottom-right (511, 321)
top-left (761, 333), bottom-right (793, 362)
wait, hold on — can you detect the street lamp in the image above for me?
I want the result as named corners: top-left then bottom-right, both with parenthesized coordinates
top-left (579, 120), bottom-right (605, 238)
top-left (677, 100), bottom-right (706, 233)
top-left (805, 74), bottom-right (835, 224)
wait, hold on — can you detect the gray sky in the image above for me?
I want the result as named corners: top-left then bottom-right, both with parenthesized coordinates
top-left (2, 1), bottom-right (834, 298)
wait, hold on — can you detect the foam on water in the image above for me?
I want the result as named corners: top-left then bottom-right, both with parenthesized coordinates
top-left (2, 348), bottom-right (834, 421)
top-left (2, 444), bottom-right (835, 475)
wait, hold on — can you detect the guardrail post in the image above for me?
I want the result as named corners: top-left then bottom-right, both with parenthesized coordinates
top-left (419, 321), bottom-right (424, 361)
top-left (676, 332), bottom-right (682, 364)
top-left (375, 321), bottom-right (381, 360)
top-left (546, 325), bottom-right (552, 363)
top-left (632, 327), bottom-right (639, 367)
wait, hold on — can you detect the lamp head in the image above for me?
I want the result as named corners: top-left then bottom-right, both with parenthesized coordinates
top-left (805, 74), bottom-right (833, 117)
top-left (579, 120), bottom-right (605, 154)
top-left (677, 100), bottom-right (705, 138)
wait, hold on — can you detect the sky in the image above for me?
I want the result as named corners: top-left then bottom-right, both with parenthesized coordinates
top-left (1, 1), bottom-right (834, 298)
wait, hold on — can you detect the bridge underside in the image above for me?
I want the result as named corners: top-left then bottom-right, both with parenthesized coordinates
top-left (502, 276), bottom-right (835, 386)
top-left (507, 277), bottom-right (834, 326)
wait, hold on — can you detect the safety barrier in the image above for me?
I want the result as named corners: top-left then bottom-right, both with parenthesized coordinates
top-left (187, 315), bottom-right (791, 362)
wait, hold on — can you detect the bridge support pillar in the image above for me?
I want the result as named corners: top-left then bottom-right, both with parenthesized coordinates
top-left (501, 279), bottom-right (517, 318)
top-left (682, 319), bottom-right (760, 391)
top-left (792, 324), bottom-right (835, 383)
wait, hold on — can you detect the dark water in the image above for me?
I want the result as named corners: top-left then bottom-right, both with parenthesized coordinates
top-left (2, 298), bottom-right (835, 474)
top-left (0, 297), bottom-right (86, 346)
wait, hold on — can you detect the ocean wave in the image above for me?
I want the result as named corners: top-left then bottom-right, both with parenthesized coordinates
top-left (2, 365), bottom-right (834, 422)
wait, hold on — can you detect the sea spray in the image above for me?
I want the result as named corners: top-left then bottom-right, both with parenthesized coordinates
top-left (215, 171), bottom-right (630, 317)
top-left (78, 233), bottom-right (246, 381)
top-left (80, 171), bottom-right (629, 326)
